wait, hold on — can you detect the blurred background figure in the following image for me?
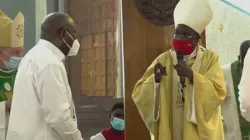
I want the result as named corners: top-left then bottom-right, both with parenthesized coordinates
top-left (90, 102), bottom-right (124, 140)
top-left (238, 41), bottom-right (250, 122)
top-left (222, 40), bottom-right (250, 140)
top-left (0, 10), bottom-right (24, 140)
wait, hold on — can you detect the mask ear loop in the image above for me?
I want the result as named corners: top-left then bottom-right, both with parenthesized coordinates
top-left (61, 30), bottom-right (73, 49)
top-left (65, 31), bottom-right (75, 41)
top-left (2, 50), bottom-right (11, 57)
top-left (1, 50), bottom-right (12, 63)
top-left (0, 51), bottom-right (9, 69)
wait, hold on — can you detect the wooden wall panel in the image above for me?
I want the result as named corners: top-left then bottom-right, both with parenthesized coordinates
top-left (81, 35), bottom-right (93, 95)
top-left (93, 33), bottom-right (106, 96)
top-left (68, 0), bottom-right (117, 96)
top-left (106, 30), bottom-right (117, 96)
top-left (123, 0), bottom-right (170, 139)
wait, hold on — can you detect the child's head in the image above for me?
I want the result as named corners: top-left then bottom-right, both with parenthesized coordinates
top-left (110, 102), bottom-right (124, 131)
top-left (110, 102), bottom-right (124, 120)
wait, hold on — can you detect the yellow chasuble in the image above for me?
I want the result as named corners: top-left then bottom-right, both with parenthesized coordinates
top-left (132, 46), bottom-right (226, 140)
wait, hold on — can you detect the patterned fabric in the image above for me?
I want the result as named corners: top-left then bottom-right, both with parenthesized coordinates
top-left (0, 69), bottom-right (16, 101)
top-left (231, 60), bottom-right (250, 140)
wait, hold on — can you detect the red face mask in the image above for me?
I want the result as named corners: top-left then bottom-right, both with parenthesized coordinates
top-left (172, 38), bottom-right (195, 55)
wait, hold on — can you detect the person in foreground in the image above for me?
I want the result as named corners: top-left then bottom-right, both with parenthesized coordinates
top-left (239, 41), bottom-right (250, 123)
top-left (90, 102), bottom-right (124, 140)
top-left (6, 13), bottom-right (83, 140)
top-left (222, 40), bottom-right (250, 140)
top-left (131, 0), bottom-right (226, 139)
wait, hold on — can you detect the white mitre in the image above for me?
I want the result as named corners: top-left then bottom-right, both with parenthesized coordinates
top-left (173, 0), bottom-right (213, 35)
top-left (0, 10), bottom-right (24, 48)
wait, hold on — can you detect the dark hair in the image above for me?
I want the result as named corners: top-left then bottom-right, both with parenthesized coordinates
top-left (111, 102), bottom-right (124, 113)
top-left (109, 102), bottom-right (124, 118)
top-left (240, 40), bottom-right (250, 58)
top-left (240, 40), bottom-right (250, 49)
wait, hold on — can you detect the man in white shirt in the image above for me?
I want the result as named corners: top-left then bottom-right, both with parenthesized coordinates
top-left (6, 13), bottom-right (83, 140)
top-left (239, 41), bottom-right (250, 123)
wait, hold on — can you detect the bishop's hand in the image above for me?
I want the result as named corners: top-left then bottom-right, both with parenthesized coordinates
top-left (154, 62), bottom-right (167, 83)
top-left (174, 60), bottom-right (193, 80)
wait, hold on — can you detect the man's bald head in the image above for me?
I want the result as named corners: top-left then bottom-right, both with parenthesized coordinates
top-left (40, 12), bottom-right (78, 56)
top-left (41, 12), bottom-right (76, 39)
top-left (239, 40), bottom-right (250, 68)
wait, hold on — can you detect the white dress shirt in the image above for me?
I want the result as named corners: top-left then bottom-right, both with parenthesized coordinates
top-left (239, 49), bottom-right (250, 122)
top-left (90, 133), bottom-right (106, 140)
top-left (222, 64), bottom-right (242, 140)
top-left (0, 101), bottom-right (8, 140)
top-left (6, 39), bottom-right (83, 140)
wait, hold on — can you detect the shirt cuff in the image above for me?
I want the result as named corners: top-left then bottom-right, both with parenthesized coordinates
top-left (187, 85), bottom-right (197, 124)
top-left (90, 133), bottom-right (106, 140)
top-left (54, 122), bottom-right (83, 140)
top-left (0, 101), bottom-right (6, 140)
top-left (72, 130), bottom-right (83, 140)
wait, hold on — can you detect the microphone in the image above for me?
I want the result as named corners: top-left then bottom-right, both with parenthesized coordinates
top-left (176, 50), bottom-right (186, 88)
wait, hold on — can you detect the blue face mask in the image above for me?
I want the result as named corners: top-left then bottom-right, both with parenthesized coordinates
top-left (4, 57), bottom-right (22, 70)
top-left (111, 117), bottom-right (125, 131)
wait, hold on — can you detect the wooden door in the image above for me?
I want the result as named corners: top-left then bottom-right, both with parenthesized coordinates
top-left (81, 32), bottom-right (107, 96)
top-left (69, 0), bottom-right (117, 96)
top-left (92, 32), bottom-right (106, 96)
top-left (93, 0), bottom-right (117, 96)
top-left (81, 35), bottom-right (93, 95)
top-left (106, 30), bottom-right (117, 96)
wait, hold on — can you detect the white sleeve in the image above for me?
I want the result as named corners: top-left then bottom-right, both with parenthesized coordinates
top-left (0, 101), bottom-right (6, 140)
top-left (239, 50), bottom-right (250, 122)
top-left (187, 85), bottom-right (197, 124)
top-left (36, 64), bottom-right (83, 140)
top-left (90, 133), bottom-right (106, 140)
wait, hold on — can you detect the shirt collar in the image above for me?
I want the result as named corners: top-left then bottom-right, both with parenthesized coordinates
top-left (38, 39), bottom-right (65, 61)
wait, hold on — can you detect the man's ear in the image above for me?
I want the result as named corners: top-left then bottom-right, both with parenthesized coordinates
top-left (238, 55), bottom-right (240, 61)
top-left (59, 29), bottom-right (66, 39)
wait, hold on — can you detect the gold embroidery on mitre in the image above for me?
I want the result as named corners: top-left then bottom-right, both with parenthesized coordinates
top-left (16, 24), bottom-right (24, 39)
top-left (0, 10), bottom-right (24, 48)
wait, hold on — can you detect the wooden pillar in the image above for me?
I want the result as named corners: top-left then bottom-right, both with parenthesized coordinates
top-left (122, 0), bottom-right (169, 139)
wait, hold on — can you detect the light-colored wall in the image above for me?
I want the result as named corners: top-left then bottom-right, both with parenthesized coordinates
top-left (0, 0), bottom-right (36, 54)
top-left (206, 0), bottom-right (250, 65)
top-left (0, 0), bottom-right (62, 54)
top-left (35, 0), bottom-right (47, 43)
